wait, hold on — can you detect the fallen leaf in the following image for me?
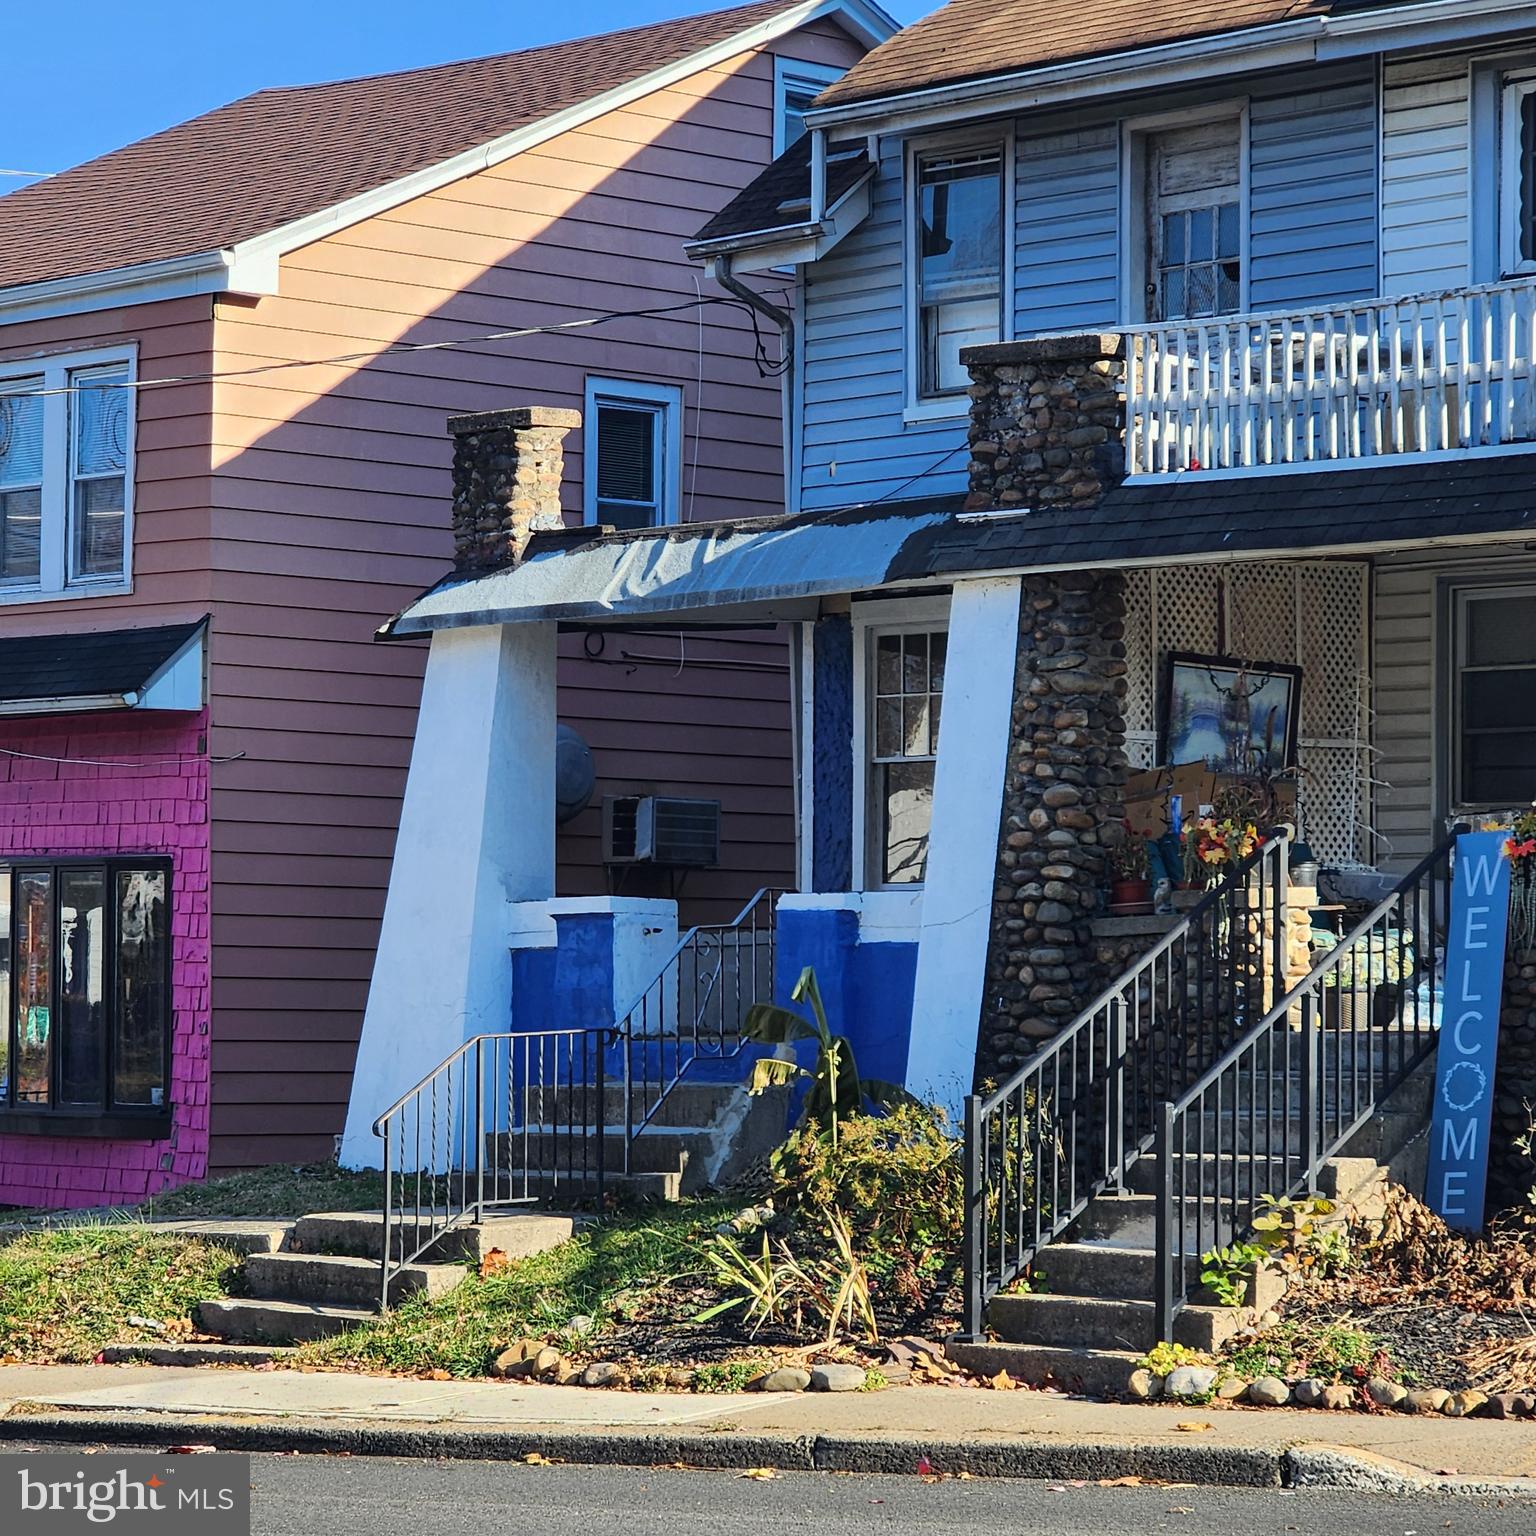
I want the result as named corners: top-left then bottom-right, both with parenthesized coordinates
top-left (522, 1453), bottom-right (562, 1466)
top-left (651, 1462), bottom-right (693, 1471)
top-left (916, 1456), bottom-right (934, 1476)
top-left (1098, 1476), bottom-right (1145, 1487)
top-left (427, 1369), bottom-right (452, 1381)
top-left (986, 1370), bottom-right (1018, 1391)
top-left (1175, 1421), bottom-right (1213, 1433)
top-left (1168, 1507), bottom-right (1195, 1515)
top-left (479, 1248), bottom-right (511, 1278)
top-left (738, 1468), bottom-right (778, 1481)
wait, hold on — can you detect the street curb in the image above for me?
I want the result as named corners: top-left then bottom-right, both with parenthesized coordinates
top-left (5, 1410), bottom-right (1535, 1496)
top-left (0, 1409), bottom-right (1284, 1484)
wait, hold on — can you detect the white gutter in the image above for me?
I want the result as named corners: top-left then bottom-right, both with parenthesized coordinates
top-left (0, 691), bottom-right (136, 717)
top-left (0, 248), bottom-right (272, 327)
top-left (804, 0), bottom-right (1536, 134)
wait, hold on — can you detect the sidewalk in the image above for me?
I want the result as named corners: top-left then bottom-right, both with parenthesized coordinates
top-left (3, 1363), bottom-right (1535, 1495)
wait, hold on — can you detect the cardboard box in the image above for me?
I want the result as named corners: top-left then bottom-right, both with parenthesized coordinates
top-left (1124, 764), bottom-right (1296, 839)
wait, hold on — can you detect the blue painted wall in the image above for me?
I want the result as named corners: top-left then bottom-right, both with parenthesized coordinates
top-left (812, 613), bottom-right (854, 892)
top-left (510, 913), bottom-right (614, 1035)
top-left (775, 905), bottom-right (919, 1095)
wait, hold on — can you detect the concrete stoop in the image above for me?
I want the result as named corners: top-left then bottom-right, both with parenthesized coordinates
top-left (953, 1061), bottom-right (1432, 1392)
top-left (191, 1209), bottom-right (577, 1348)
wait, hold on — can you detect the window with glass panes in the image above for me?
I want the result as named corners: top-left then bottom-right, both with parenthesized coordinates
top-left (869, 628), bottom-right (946, 885)
top-left (915, 148), bottom-right (1002, 398)
top-left (1502, 75), bottom-right (1536, 276)
top-left (1453, 585), bottom-right (1536, 807)
top-left (1145, 119), bottom-right (1243, 322)
top-left (0, 352), bottom-right (132, 599)
top-left (0, 860), bottom-right (171, 1125)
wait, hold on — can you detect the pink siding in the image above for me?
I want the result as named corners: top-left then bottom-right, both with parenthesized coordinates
top-left (202, 22), bottom-right (864, 1169)
top-left (0, 711), bottom-right (210, 1207)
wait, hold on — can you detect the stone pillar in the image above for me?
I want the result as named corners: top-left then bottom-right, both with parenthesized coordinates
top-left (448, 405), bottom-right (581, 572)
top-left (1490, 944), bottom-right (1536, 1212)
top-left (975, 571), bottom-right (1130, 1083)
top-left (961, 334), bottom-right (1126, 513)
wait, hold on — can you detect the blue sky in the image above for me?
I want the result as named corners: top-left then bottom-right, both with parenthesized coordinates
top-left (1, 0), bottom-right (928, 187)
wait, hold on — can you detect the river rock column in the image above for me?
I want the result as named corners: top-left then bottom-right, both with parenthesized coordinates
top-left (975, 571), bottom-right (1130, 1084)
top-left (1491, 943), bottom-right (1536, 1212)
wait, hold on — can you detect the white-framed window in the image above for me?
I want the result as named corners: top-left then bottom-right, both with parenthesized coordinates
top-left (865, 621), bottom-right (947, 887)
top-left (773, 58), bottom-right (843, 156)
top-left (1452, 582), bottom-right (1536, 808)
top-left (911, 144), bottom-right (1004, 403)
top-left (0, 347), bottom-right (134, 602)
top-left (582, 377), bottom-right (683, 530)
top-left (1501, 73), bottom-right (1536, 277)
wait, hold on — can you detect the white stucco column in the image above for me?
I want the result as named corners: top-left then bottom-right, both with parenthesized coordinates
top-left (340, 621), bottom-right (556, 1167)
top-left (909, 576), bottom-right (1023, 1123)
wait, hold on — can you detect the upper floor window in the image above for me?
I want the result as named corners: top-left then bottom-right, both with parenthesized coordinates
top-left (1143, 118), bottom-right (1243, 322)
top-left (1452, 583), bottom-right (1536, 808)
top-left (868, 624), bottom-right (946, 886)
top-left (1501, 74), bottom-right (1536, 276)
top-left (914, 147), bottom-right (1003, 400)
top-left (774, 59), bottom-right (842, 155)
top-left (0, 349), bottom-right (134, 602)
top-left (0, 858), bottom-right (171, 1132)
top-left (583, 377), bottom-right (683, 531)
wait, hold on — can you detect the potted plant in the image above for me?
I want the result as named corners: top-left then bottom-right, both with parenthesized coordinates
top-left (1316, 933), bottom-right (1414, 1030)
top-left (1109, 832), bottom-right (1153, 915)
top-left (1507, 808), bottom-right (1536, 951)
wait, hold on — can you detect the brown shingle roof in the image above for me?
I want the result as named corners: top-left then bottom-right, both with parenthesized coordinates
top-left (817, 0), bottom-right (1400, 109)
top-left (690, 135), bottom-right (873, 244)
top-left (0, 0), bottom-right (801, 295)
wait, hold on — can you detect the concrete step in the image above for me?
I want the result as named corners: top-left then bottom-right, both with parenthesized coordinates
top-left (290, 1210), bottom-right (576, 1263)
top-left (1029, 1243), bottom-right (1196, 1301)
top-left (99, 1341), bottom-right (294, 1367)
top-left (533, 1080), bottom-right (749, 1129)
top-left (140, 1219), bottom-right (293, 1256)
top-left (1076, 1192), bottom-right (1221, 1250)
top-left (947, 1340), bottom-right (1143, 1396)
top-left (1125, 1153), bottom-right (1290, 1199)
top-left (988, 1291), bottom-right (1256, 1354)
top-left (194, 1297), bottom-right (374, 1345)
top-left (244, 1252), bottom-right (465, 1308)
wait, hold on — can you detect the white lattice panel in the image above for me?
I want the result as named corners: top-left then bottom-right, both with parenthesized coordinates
top-left (1118, 559), bottom-right (1371, 864)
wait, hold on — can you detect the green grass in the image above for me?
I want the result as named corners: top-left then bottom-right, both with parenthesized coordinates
top-left (300, 1198), bottom-right (734, 1377)
top-left (130, 1163), bottom-right (387, 1221)
top-left (0, 1227), bottom-right (241, 1363)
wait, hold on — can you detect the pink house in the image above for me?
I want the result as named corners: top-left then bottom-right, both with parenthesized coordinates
top-left (0, 0), bottom-right (891, 1207)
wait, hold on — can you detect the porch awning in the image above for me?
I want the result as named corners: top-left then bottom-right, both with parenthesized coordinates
top-left (382, 502), bottom-right (955, 636)
top-left (0, 618), bottom-right (207, 716)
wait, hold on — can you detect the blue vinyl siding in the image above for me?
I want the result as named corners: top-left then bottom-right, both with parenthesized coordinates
top-left (799, 136), bottom-right (971, 511)
top-left (1014, 123), bottom-right (1121, 334)
top-left (1247, 69), bottom-right (1379, 310)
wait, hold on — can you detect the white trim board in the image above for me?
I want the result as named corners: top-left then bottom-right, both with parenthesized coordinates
top-left (0, 0), bottom-right (897, 327)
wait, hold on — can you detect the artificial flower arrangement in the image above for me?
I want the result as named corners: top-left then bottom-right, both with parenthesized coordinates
top-left (1507, 807), bottom-right (1536, 948)
top-left (1183, 815), bottom-right (1265, 886)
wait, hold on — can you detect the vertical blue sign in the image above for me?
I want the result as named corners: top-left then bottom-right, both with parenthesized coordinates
top-left (1426, 830), bottom-right (1513, 1231)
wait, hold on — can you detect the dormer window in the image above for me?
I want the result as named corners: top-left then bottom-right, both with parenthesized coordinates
top-left (914, 146), bottom-right (1003, 399)
top-left (774, 59), bottom-right (842, 156)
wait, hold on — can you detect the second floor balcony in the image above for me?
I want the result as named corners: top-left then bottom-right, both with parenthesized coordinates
top-left (1121, 276), bottom-right (1536, 479)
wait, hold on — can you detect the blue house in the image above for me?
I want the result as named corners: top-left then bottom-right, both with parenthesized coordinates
top-left (347, 0), bottom-right (1536, 1378)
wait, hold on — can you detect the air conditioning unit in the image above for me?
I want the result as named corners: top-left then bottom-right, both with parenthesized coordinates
top-left (602, 795), bottom-right (721, 867)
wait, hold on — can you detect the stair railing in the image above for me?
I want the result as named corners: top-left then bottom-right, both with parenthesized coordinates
top-left (962, 831), bottom-right (1290, 1337)
top-left (372, 1026), bottom-right (611, 1311)
top-left (1152, 827), bottom-right (1464, 1343)
top-left (617, 887), bottom-right (780, 1170)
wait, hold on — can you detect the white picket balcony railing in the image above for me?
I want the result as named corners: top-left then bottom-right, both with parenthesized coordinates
top-left (1124, 277), bottom-right (1536, 476)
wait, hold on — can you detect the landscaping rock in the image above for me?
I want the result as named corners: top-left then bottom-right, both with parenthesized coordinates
top-left (1486, 1392), bottom-right (1525, 1419)
top-left (490, 1340), bottom-right (545, 1379)
top-left (554, 1359), bottom-right (581, 1386)
top-left (1366, 1376), bottom-right (1408, 1410)
top-left (810, 1363), bottom-right (866, 1393)
top-left (1321, 1384), bottom-right (1357, 1411)
top-left (1164, 1365), bottom-right (1218, 1399)
top-left (1259, 1310), bottom-right (1281, 1328)
top-left (1443, 1389), bottom-right (1488, 1418)
top-left (1406, 1387), bottom-right (1451, 1415)
top-left (1216, 1375), bottom-right (1249, 1400)
top-left (1125, 1369), bottom-right (1163, 1401)
top-left (665, 1367), bottom-right (696, 1389)
top-left (756, 1367), bottom-right (812, 1393)
top-left (1247, 1376), bottom-right (1290, 1406)
top-left (578, 1361), bottom-right (621, 1388)
top-left (567, 1315), bottom-right (595, 1338)
top-left (534, 1346), bottom-right (563, 1377)
top-left (1292, 1378), bottom-right (1326, 1407)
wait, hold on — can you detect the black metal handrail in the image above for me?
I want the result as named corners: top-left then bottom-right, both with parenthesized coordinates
top-left (372, 1026), bottom-right (611, 1311)
top-left (962, 830), bottom-right (1291, 1336)
top-left (1151, 827), bottom-right (1464, 1342)
top-left (618, 887), bottom-right (780, 1169)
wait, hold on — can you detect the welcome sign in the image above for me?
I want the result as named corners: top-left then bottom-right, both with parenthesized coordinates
top-left (1426, 830), bottom-right (1513, 1232)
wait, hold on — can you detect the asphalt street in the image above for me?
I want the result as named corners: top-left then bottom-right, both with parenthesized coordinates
top-left (6, 1446), bottom-right (1536, 1535)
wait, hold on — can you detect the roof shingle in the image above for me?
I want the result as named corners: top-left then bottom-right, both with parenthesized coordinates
top-left (0, 1), bottom-right (800, 295)
top-left (817, 0), bottom-right (1402, 109)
